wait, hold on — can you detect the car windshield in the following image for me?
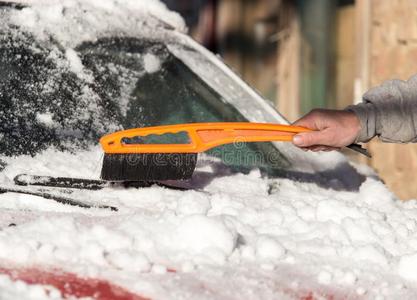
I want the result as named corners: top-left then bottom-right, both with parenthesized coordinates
top-left (0, 33), bottom-right (290, 177)
top-left (78, 37), bottom-right (292, 176)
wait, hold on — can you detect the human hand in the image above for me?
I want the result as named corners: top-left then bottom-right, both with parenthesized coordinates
top-left (292, 109), bottom-right (361, 152)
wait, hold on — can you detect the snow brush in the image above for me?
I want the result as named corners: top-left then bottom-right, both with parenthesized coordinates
top-left (99, 122), bottom-right (370, 181)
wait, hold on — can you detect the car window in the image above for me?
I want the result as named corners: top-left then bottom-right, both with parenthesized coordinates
top-left (77, 37), bottom-right (291, 175)
top-left (0, 30), bottom-right (289, 176)
top-left (0, 29), bottom-right (121, 156)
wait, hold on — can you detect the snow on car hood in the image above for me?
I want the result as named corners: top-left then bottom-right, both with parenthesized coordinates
top-left (4, 0), bottom-right (187, 48)
top-left (1, 148), bottom-right (417, 299)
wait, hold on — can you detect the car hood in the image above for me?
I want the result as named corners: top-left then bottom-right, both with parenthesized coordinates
top-left (0, 145), bottom-right (416, 299)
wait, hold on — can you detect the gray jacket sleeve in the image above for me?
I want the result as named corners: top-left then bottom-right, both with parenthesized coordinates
top-left (346, 74), bottom-right (417, 143)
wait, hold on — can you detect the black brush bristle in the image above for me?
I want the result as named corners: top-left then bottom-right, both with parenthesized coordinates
top-left (100, 153), bottom-right (197, 181)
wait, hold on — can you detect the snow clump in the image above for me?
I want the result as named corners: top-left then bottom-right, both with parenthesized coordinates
top-left (176, 215), bottom-right (237, 263)
top-left (143, 53), bottom-right (161, 74)
top-left (0, 275), bottom-right (62, 299)
top-left (35, 112), bottom-right (56, 128)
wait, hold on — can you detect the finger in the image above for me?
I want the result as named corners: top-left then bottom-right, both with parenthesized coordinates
top-left (298, 146), bottom-right (313, 152)
top-left (309, 145), bottom-right (328, 152)
top-left (298, 146), bottom-right (321, 152)
top-left (292, 109), bottom-right (324, 130)
top-left (322, 146), bottom-right (341, 152)
top-left (292, 114), bottom-right (317, 129)
top-left (298, 145), bottom-right (340, 152)
top-left (311, 145), bottom-right (341, 151)
top-left (292, 130), bottom-right (334, 148)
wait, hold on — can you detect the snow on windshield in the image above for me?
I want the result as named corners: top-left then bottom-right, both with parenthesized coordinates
top-left (0, 27), bottom-right (123, 155)
top-left (0, 0), bottom-right (184, 156)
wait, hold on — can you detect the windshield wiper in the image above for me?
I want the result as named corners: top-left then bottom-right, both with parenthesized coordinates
top-left (0, 185), bottom-right (117, 211)
top-left (14, 174), bottom-right (189, 191)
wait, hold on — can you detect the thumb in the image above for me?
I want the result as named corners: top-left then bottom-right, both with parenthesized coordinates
top-left (292, 131), bottom-right (332, 147)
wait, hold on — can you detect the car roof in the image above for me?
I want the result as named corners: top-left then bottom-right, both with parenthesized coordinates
top-left (0, 0), bottom-right (187, 48)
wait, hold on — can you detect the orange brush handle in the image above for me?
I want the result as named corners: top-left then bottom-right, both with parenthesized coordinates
top-left (100, 122), bottom-right (311, 154)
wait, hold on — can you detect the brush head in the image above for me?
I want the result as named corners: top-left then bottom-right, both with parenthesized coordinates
top-left (100, 153), bottom-right (197, 181)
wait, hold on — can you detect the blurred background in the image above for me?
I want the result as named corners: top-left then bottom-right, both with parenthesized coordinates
top-left (162, 0), bottom-right (417, 200)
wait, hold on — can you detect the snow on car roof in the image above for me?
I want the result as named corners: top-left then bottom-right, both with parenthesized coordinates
top-left (1, 0), bottom-right (187, 47)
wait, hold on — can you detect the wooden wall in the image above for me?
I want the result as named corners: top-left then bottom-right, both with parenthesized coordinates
top-left (334, 5), bottom-right (355, 110)
top-left (276, 1), bottom-right (301, 122)
top-left (276, 1), bottom-right (356, 122)
top-left (216, 0), bottom-right (281, 103)
top-left (276, 0), bottom-right (417, 199)
top-left (366, 0), bottom-right (417, 199)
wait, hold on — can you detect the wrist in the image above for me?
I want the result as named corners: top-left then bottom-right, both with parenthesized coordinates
top-left (344, 104), bottom-right (370, 143)
top-left (346, 110), bottom-right (362, 141)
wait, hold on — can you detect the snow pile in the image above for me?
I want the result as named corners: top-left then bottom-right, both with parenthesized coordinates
top-left (1, 148), bottom-right (417, 298)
